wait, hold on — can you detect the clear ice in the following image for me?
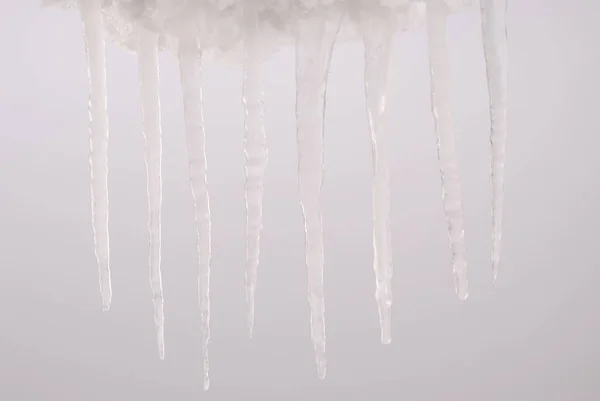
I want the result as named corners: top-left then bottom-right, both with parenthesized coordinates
top-left (138, 28), bottom-right (165, 359)
top-left (179, 38), bottom-right (212, 391)
top-left (356, 4), bottom-right (396, 345)
top-left (79, 0), bottom-right (112, 311)
top-left (242, 2), bottom-right (268, 339)
top-left (294, 5), bottom-right (343, 379)
top-left (480, 0), bottom-right (509, 282)
top-left (44, 0), bottom-right (509, 387)
top-left (426, 0), bottom-right (468, 300)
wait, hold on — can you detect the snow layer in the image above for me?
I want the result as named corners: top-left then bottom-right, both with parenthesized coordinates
top-left (45, 1), bottom-right (472, 60)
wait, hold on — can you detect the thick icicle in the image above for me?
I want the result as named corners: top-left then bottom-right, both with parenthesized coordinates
top-left (242, 4), bottom-right (268, 339)
top-left (359, 9), bottom-right (395, 345)
top-left (79, 0), bottom-right (112, 311)
top-left (138, 29), bottom-right (165, 360)
top-left (179, 38), bottom-right (212, 391)
top-left (480, 0), bottom-right (508, 282)
top-left (294, 9), bottom-right (342, 380)
top-left (426, 1), bottom-right (468, 300)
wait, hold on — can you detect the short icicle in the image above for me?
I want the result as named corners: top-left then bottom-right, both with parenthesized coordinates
top-left (178, 38), bottom-right (212, 391)
top-left (359, 8), bottom-right (396, 345)
top-left (294, 8), bottom-right (342, 380)
top-left (426, 0), bottom-right (469, 300)
top-left (480, 0), bottom-right (509, 282)
top-left (79, 0), bottom-right (112, 311)
top-left (242, 3), bottom-right (268, 339)
top-left (138, 28), bottom-right (165, 360)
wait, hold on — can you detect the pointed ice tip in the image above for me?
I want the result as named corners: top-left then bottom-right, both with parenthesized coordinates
top-left (492, 257), bottom-right (500, 282)
top-left (158, 343), bottom-right (165, 360)
top-left (317, 364), bottom-right (327, 380)
top-left (455, 271), bottom-right (469, 301)
top-left (101, 285), bottom-right (112, 311)
top-left (380, 321), bottom-right (392, 345)
top-left (247, 313), bottom-right (255, 339)
top-left (101, 298), bottom-right (111, 312)
top-left (456, 280), bottom-right (469, 300)
top-left (203, 377), bottom-right (210, 391)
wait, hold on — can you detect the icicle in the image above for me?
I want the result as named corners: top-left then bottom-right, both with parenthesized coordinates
top-left (480, 0), bottom-right (508, 282)
top-left (359, 9), bottom-right (395, 345)
top-left (138, 29), bottom-right (165, 360)
top-left (178, 38), bottom-right (212, 391)
top-left (294, 9), bottom-right (342, 380)
top-left (79, 0), bottom-right (112, 311)
top-left (242, 3), bottom-right (268, 339)
top-left (426, 0), bottom-right (468, 300)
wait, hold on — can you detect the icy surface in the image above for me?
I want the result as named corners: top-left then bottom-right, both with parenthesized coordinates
top-left (480, 0), bottom-right (508, 282)
top-left (138, 28), bottom-right (165, 359)
top-left (80, 0), bottom-right (112, 311)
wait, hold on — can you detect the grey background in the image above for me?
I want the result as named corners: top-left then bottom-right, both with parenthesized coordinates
top-left (1, 1), bottom-right (599, 400)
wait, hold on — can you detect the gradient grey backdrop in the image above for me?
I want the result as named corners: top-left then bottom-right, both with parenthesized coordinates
top-left (1, 1), bottom-right (599, 400)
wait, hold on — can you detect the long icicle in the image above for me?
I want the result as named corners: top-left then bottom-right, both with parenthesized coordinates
top-left (426, 0), bottom-right (468, 300)
top-left (242, 3), bottom-right (268, 339)
top-left (79, 0), bottom-right (112, 310)
top-left (360, 10), bottom-right (395, 345)
top-left (295, 9), bottom-right (342, 380)
top-left (138, 29), bottom-right (165, 360)
top-left (480, 0), bottom-right (508, 282)
top-left (178, 38), bottom-right (212, 391)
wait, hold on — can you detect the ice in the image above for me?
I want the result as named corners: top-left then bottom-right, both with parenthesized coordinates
top-left (294, 4), bottom-right (343, 380)
top-left (480, 0), bottom-right (508, 282)
top-left (43, 0), bottom-right (509, 387)
top-left (426, 0), bottom-right (468, 300)
top-left (178, 37), bottom-right (212, 390)
top-left (242, 3), bottom-right (268, 339)
top-left (356, 5), bottom-right (396, 345)
top-left (138, 28), bottom-right (165, 359)
top-left (79, 0), bottom-right (112, 311)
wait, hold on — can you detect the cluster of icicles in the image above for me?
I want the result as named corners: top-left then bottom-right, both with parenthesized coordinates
top-left (44, 0), bottom-right (508, 390)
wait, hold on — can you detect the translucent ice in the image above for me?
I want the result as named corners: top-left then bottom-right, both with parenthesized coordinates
top-left (355, 3), bottom-right (397, 345)
top-left (79, 0), bottom-right (112, 311)
top-left (426, 0), bottom-right (468, 300)
top-left (242, 2), bottom-right (268, 339)
top-left (179, 37), bottom-right (212, 390)
top-left (480, 0), bottom-right (508, 282)
top-left (294, 3), bottom-right (343, 379)
top-left (42, 0), bottom-right (510, 387)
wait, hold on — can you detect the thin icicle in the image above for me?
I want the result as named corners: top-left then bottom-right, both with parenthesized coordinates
top-left (179, 38), bottom-right (211, 391)
top-left (426, 0), bottom-right (468, 300)
top-left (295, 9), bottom-right (342, 380)
top-left (138, 29), bottom-right (165, 360)
top-left (242, 4), bottom-right (268, 339)
top-left (359, 9), bottom-right (395, 345)
top-left (79, 0), bottom-right (111, 311)
top-left (480, 0), bottom-right (508, 282)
